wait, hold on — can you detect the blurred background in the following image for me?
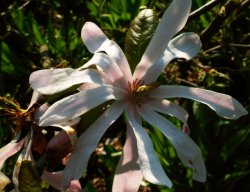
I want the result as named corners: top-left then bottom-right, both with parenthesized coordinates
top-left (0, 0), bottom-right (249, 191)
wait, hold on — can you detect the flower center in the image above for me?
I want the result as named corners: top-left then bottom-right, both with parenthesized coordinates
top-left (127, 79), bottom-right (159, 106)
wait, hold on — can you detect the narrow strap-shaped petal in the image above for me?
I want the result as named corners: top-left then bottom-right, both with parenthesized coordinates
top-left (98, 40), bottom-right (133, 83)
top-left (12, 133), bottom-right (34, 191)
top-left (0, 136), bottom-right (24, 170)
top-left (27, 91), bottom-right (41, 110)
top-left (34, 103), bottom-right (49, 124)
top-left (39, 85), bottom-right (118, 126)
top-left (62, 101), bottom-right (126, 188)
top-left (150, 85), bottom-right (248, 119)
top-left (146, 99), bottom-right (189, 131)
top-left (138, 105), bottom-right (206, 182)
top-left (142, 32), bottom-right (201, 84)
top-left (79, 52), bottom-right (127, 87)
top-left (41, 171), bottom-right (82, 191)
top-left (77, 83), bottom-right (128, 99)
top-left (81, 22), bottom-right (132, 82)
top-left (134, 0), bottom-right (192, 81)
top-left (125, 104), bottom-right (172, 187)
top-left (112, 123), bottom-right (143, 192)
top-left (29, 68), bottom-right (109, 95)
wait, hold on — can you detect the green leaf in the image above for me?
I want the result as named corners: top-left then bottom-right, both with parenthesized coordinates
top-left (18, 160), bottom-right (42, 192)
top-left (221, 127), bottom-right (250, 159)
top-left (1, 42), bottom-right (15, 74)
top-left (26, 13), bottom-right (45, 45)
top-left (11, 8), bottom-right (25, 32)
top-left (124, 8), bottom-right (158, 72)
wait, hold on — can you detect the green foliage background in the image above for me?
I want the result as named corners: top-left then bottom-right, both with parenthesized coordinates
top-left (0, 0), bottom-right (249, 191)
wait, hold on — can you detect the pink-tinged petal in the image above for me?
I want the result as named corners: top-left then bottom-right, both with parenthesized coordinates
top-left (168, 32), bottom-right (201, 60)
top-left (34, 103), bottom-right (49, 124)
top-left (150, 85), bottom-right (248, 119)
top-left (125, 104), bottom-right (172, 187)
top-left (134, 0), bottom-right (192, 81)
top-left (42, 170), bottom-right (82, 192)
top-left (77, 83), bottom-right (101, 91)
top-left (63, 101), bottom-right (126, 188)
top-left (82, 22), bottom-right (132, 82)
top-left (147, 99), bottom-right (189, 130)
top-left (29, 68), bottom-right (72, 92)
top-left (0, 133), bottom-right (24, 169)
top-left (138, 105), bottom-right (206, 182)
top-left (0, 172), bottom-right (11, 191)
top-left (112, 123), bottom-right (143, 192)
top-left (27, 90), bottom-right (41, 110)
top-left (39, 86), bottom-right (116, 126)
top-left (76, 82), bottom-right (128, 100)
top-left (142, 32), bottom-right (201, 84)
top-left (81, 22), bottom-right (109, 53)
top-left (46, 131), bottom-right (74, 167)
top-left (99, 40), bottom-right (133, 82)
top-left (79, 52), bottom-right (127, 87)
top-left (30, 68), bottom-right (109, 95)
top-left (140, 51), bottom-right (175, 84)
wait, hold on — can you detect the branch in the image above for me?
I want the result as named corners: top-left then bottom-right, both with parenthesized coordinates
top-left (199, 0), bottom-right (238, 45)
top-left (188, 0), bottom-right (221, 22)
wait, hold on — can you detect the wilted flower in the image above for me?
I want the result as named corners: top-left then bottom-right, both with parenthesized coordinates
top-left (29, 0), bottom-right (248, 191)
top-left (0, 93), bottom-right (82, 191)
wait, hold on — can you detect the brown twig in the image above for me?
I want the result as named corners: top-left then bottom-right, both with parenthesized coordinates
top-left (200, 0), bottom-right (238, 45)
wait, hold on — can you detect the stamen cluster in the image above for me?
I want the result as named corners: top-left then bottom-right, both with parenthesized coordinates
top-left (127, 79), bottom-right (159, 106)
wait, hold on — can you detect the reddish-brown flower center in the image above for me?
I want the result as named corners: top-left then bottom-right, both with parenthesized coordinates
top-left (127, 79), bottom-right (159, 106)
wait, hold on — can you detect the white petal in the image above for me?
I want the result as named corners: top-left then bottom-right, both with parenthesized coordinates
top-left (134, 0), bottom-right (192, 81)
top-left (30, 68), bottom-right (109, 95)
top-left (168, 32), bottom-right (202, 60)
top-left (142, 32), bottom-right (201, 84)
top-left (63, 101), bottom-right (126, 188)
top-left (77, 83), bottom-right (101, 91)
top-left (77, 83), bottom-right (127, 100)
top-left (147, 99), bottom-right (189, 130)
top-left (140, 51), bottom-right (175, 84)
top-left (81, 22), bottom-right (132, 82)
top-left (81, 22), bottom-right (109, 53)
top-left (27, 91), bottom-right (41, 110)
top-left (150, 85), bottom-right (248, 119)
top-left (125, 104), bottom-right (172, 187)
top-left (112, 123), bottom-right (143, 192)
top-left (29, 68), bottom-right (73, 93)
top-left (99, 40), bottom-right (132, 82)
top-left (39, 86), bottom-right (116, 126)
top-left (138, 105), bottom-right (206, 182)
top-left (79, 52), bottom-right (127, 87)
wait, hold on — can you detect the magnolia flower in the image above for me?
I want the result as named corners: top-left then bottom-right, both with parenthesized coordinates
top-left (0, 94), bottom-right (82, 191)
top-left (29, 0), bottom-right (248, 191)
